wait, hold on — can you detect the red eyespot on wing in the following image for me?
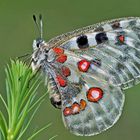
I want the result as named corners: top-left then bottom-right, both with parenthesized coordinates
top-left (56, 54), bottom-right (67, 63)
top-left (62, 66), bottom-right (71, 77)
top-left (78, 59), bottom-right (90, 72)
top-left (53, 47), bottom-right (64, 55)
top-left (87, 87), bottom-right (103, 102)
top-left (80, 99), bottom-right (87, 110)
top-left (118, 35), bottom-right (125, 43)
top-left (56, 75), bottom-right (67, 87)
top-left (71, 103), bottom-right (80, 115)
top-left (63, 107), bottom-right (72, 116)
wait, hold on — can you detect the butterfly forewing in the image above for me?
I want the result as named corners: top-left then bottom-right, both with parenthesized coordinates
top-left (48, 17), bottom-right (140, 89)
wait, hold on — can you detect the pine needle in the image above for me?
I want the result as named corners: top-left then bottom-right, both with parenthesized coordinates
top-left (0, 60), bottom-right (54, 140)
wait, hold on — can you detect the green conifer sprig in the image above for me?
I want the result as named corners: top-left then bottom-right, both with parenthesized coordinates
top-left (0, 60), bottom-right (53, 140)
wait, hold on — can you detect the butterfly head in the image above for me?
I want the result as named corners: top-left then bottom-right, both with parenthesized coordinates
top-left (31, 14), bottom-right (49, 70)
top-left (32, 38), bottom-right (45, 50)
top-left (31, 39), bottom-right (50, 71)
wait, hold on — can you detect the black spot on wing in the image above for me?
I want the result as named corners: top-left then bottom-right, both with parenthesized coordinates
top-left (112, 22), bottom-right (121, 29)
top-left (95, 32), bottom-right (108, 44)
top-left (92, 58), bottom-right (101, 67)
top-left (76, 35), bottom-right (89, 49)
top-left (94, 26), bottom-right (104, 32)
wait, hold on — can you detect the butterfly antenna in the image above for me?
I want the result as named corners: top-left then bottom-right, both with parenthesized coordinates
top-left (33, 14), bottom-right (41, 38)
top-left (39, 14), bottom-right (43, 39)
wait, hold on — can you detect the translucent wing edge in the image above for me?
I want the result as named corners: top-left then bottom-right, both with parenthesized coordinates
top-left (62, 89), bottom-right (125, 136)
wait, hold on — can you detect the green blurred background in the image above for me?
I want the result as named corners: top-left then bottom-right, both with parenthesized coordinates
top-left (0, 0), bottom-right (140, 140)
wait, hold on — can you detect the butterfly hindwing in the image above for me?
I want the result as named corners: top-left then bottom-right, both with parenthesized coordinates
top-left (62, 83), bottom-right (124, 136)
top-left (43, 48), bottom-right (124, 136)
top-left (64, 52), bottom-right (124, 136)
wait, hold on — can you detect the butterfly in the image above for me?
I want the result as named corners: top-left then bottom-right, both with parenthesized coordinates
top-left (31, 15), bottom-right (140, 136)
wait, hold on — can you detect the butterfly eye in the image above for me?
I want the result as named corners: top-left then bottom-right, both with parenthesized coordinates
top-left (36, 38), bottom-right (43, 48)
top-left (45, 49), bottom-right (49, 53)
top-left (36, 42), bottom-right (40, 47)
top-left (36, 40), bottom-right (42, 47)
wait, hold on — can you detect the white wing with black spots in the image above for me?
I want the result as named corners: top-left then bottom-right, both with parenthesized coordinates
top-left (31, 16), bottom-right (140, 136)
top-left (47, 17), bottom-right (140, 89)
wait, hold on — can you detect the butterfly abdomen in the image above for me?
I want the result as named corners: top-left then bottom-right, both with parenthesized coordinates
top-left (47, 74), bottom-right (62, 109)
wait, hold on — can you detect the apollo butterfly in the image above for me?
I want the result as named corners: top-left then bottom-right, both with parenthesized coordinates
top-left (31, 15), bottom-right (140, 136)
